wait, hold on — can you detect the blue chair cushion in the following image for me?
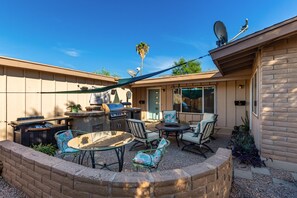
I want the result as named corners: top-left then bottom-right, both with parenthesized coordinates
top-left (157, 138), bottom-right (167, 150)
top-left (133, 152), bottom-right (157, 168)
top-left (56, 130), bottom-right (74, 153)
top-left (133, 138), bottom-right (168, 168)
top-left (164, 111), bottom-right (177, 123)
top-left (64, 147), bottom-right (79, 153)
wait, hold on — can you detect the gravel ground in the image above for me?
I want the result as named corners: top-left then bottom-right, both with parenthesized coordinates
top-left (0, 176), bottom-right (25, 198)
top-left (230, 158), bottom-right (297, 198)
top-left (230, 171), bottom-right (297, 198)
top-left (77, 131), bottom-right (231, 172)
top-left (1, 127), bottom-right (296, 197)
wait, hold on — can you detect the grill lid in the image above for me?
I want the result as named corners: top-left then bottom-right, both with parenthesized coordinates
top-left (106, 103), bottom-right (124, 111)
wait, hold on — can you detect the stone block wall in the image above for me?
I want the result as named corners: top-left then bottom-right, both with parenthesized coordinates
top-left (0, 141), bottom-right (232, 198)
top-left (261, 35), bottom-right (297, 164)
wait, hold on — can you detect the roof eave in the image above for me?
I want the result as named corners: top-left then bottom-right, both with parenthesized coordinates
top-left (209, 16), bottom-right (297, 75)
top-left (0, 56), bottom-right (117, 83)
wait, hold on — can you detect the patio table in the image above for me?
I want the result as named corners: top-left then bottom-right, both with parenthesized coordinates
top-left (155, 123), bottom-right (190, 147)
top-left (68, 131), bottom-right (134, 172)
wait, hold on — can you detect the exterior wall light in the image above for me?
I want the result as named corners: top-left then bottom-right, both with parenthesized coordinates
top-left (238, 85), bottom-right (244, 89)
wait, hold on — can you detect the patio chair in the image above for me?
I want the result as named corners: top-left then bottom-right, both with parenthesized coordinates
top-left (132, 138), bottom-right (170, 172)
top-left (180, 119), bottom-right (215, 158)
top-left (162, 110), bottom-right (179, 124)
top-left (189, 113), bottom-right (218, 138)
top-left (126, 119), bottom-right (160, 151)
top-left (54, 129), bottom-right (87, 162)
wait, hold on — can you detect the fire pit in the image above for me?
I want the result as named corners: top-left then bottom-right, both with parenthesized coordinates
top-left (10, 116), bottom-right (71, 146)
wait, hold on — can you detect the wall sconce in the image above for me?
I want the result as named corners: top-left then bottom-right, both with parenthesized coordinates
top-left (162, 88), bottom-right (166, 92)
top-left (238, 85), bottom-right (244, 89)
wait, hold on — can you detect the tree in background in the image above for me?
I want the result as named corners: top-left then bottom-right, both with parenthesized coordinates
top-left (172, 58), bottom-right (202, 75)
top-left (94, 67), bottom-right (119, 77)
top-left (136, 42), bottom-right (149, 75)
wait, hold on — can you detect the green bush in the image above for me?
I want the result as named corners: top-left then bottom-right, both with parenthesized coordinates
top-left (32, 143), bottom-right (57, 156)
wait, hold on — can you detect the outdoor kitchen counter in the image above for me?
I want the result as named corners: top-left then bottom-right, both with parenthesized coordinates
top-left (65, 111), bottom-right (105, 117)
top-left (65, 111), bottom-right (110, 132)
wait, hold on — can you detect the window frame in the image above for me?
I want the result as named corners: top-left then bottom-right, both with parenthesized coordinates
top-left (251, 69), bottom-right (259, 117)
top-left (173, 86), bottom-right (216, 114)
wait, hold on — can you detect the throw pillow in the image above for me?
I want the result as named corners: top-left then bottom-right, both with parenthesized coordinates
top-left (57, 130), bottom-right (73, 152)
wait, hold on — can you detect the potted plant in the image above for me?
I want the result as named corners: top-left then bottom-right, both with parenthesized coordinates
top-left (66, 101), bottom-right (82, 113)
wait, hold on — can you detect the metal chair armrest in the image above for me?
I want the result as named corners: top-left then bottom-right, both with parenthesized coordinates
top-left (72, 130), bottom-right (88, 137)
top-left (189, 120), bottom-right (201, 125)
top-left (145, 129), bottom-right (159, 133)
top-left (137, 148), bottom-right (159, 155)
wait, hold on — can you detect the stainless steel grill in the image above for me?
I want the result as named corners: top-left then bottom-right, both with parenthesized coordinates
top-left (106, 103), bottom-right (127, 131)
top-left (106, 103), bottom-right (126, 119)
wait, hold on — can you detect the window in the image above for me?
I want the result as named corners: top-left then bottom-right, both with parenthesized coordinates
top-left (173, 86), bottom-right (215, 113)
top-left (252, 70), bottom-right (258, 115)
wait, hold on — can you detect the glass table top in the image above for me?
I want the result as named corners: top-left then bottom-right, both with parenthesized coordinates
top-left (68, 131), bottom-right (135, 151)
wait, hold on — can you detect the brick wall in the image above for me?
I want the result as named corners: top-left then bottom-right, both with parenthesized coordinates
top-left (0, 141), bottom-right (233, 198)
top-left (261, 35), bottom-right (297, 163)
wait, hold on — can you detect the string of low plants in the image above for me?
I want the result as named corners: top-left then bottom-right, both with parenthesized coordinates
top-left (228, 111), bottom-right (267, 167)
top-left (32, 143), bottom-right (57, 156)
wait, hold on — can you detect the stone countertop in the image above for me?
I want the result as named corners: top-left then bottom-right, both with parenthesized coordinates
top-left (64, 111), bottom-right (106, 117)
top-left (123, 107), bottom-right (141, 111)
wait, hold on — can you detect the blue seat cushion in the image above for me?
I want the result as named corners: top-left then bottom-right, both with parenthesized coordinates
top-left (133, 152), bottom-right (158, 168)
top-left (64, 147), bottom-right (79, 153)
top-left (133, 138), bottom-right (168, 168)
top-left (164, 111), bottom-right (177, 123)
top-left (56, 130), bottom-right (74, 153)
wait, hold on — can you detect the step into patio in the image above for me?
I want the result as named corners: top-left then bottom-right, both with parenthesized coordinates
top-left (251, 167), bottom-right (271, 176)
top-left (234, 169), bottom-right (253, 180)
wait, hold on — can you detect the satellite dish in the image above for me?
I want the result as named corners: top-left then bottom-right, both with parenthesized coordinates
top-left (214, 21), bottom-right (228, 47)
top-left (127, 69), bottom-right (137, 77)
top-left (127, 67), bottom-right (141, 77)
top-left (214, 19), bottom-right (249, 47)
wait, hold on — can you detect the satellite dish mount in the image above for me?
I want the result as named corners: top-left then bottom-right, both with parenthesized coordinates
top-left (214, 19), bottom-right (248, 47)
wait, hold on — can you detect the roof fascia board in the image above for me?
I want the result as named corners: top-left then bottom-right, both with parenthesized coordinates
top-left (0, 56), bottom-right (116, 83)
top-left (131, 74), bottom-right (251, 88)
top-left (133, 71), bottom-right (220, 85)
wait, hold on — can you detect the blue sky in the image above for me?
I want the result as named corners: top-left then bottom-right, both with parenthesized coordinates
top-left (0, 1), bottom-right (296, 78)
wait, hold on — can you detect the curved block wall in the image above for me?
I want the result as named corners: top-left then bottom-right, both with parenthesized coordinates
top-left (0, 141), bottom-right (232, 197)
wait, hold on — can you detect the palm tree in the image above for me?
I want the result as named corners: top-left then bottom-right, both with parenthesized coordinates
top-left (136, 42), bottom-right (149, 75)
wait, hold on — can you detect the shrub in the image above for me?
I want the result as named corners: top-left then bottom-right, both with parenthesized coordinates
top-left (229, 128), bottom-right (266, 167)
top-left (32, 143), bottom-right (57, 156)
top-left (240, 111), bottom-right (250, 132)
